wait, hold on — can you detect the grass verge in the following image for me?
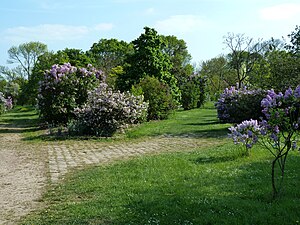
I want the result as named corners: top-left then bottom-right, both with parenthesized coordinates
top-left (22, 144), bottom-right (300, 224)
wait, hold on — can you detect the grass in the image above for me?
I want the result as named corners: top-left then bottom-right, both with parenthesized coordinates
top-left (22, 145), bottom-right (300, 224)
top-left (126, 102), bottom-right (230, 139)
top-left (0, 105), bottom-right (39, 127)
top-left (1, 103), bottom-right (299, 224)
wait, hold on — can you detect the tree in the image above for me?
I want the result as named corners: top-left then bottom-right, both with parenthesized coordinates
top-left (57, 48), bottom-right (93, 68)
top-left (286, 25), bottom-right (300, 55)
top-left (160, 35), bottom-right (193, 84)
top-left (224, 33), bottom-right (265, 88)
top-left (87, 38), bottom-right (133, 74)
top-left (7, 42), bottom-right (47, 80)
top-left (200, 56), bottom-right (235, 100)
top-left (117, 27), bottom-right (180, 101)
top-left (265, 50), bottom-right (300, 91)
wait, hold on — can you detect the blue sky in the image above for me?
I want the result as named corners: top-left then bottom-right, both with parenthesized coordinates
top-left (0, 0), bottom-right (300, 67)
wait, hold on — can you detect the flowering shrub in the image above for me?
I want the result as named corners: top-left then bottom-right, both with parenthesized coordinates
top-left (229, 86), bottom-right (300, 197)
top-left (215, 86), bottom-right (265, 123)
top-left (69, 83), bottom-right (148, 137)
top-left (0, 92), bottom-right (13, 114)
top-left (38, 63), bottom-right (104, 126)
top-left (5, 97), bottom-right (13, 110)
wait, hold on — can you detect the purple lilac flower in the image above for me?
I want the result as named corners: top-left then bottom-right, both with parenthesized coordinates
top-left (284, 87), bottom-right (293, 99)
top-left (274, 125), bottom-right (280, 134)
top-left (294, 85), bottom-right (300, 98)
top-left (270, 133), bottom-right (278, 141)
top-left (267, 89), bottom-right (277, 98)
top-left (277, 92), bottom-right (283, 98)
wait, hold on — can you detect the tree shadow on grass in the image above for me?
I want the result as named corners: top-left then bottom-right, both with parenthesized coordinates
top-left (165, 127), bottom-right (229, 139)
top-left (185, 121), bottom-right (220, 126)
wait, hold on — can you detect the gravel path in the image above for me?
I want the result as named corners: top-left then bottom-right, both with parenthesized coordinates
top-left (0, 124), bottom-right (214, 224)
top-left (0, 126), bottom-right (46, 225)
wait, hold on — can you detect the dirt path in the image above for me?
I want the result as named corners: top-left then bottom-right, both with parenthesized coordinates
top-left (0, 125), bottom-right (217, 224)
top-left (0, 126), bottom-right (46, 225)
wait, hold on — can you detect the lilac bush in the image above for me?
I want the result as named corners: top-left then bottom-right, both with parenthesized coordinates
top-left (69, 83), bottom-right (148, 137)
top-left (229, 86), bottom-right (300, 197)
top-left (216, 86), bottom-right (265, 123)
top-left (0, 92), bottom-right (13, 114)
top-left (38, 63), bottom-right (105, 126)
top-left (5, 97), bottom-right (13, 110)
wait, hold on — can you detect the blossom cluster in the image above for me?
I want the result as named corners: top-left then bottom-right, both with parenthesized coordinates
top-left (229, 85), bottom-right (300, 150)
top-left (215, 86), bottom-right (265, 123)
top-left (229, 119), bottom-right (261, 149)
top-left (38, 63), bottom-right (105, 126)
top-left (70, 84), bottom-right (148, 137)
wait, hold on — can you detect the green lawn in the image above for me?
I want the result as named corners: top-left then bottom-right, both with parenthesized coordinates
top-left (22, 145), bottom-right (300, 224)
top-left (125, 102), bottom-right (229, 139)
top-left (2, 104), bottom-right (298, 224)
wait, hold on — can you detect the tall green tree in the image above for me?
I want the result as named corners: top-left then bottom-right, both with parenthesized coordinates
top-left (200, 56), bottom-right (235, 100)
top-left (160, 35), bottom-right (193, 84)
top-left (57, 48), bottom-right (93, 68)
top-left (117, 27), bottom-right (180, 100)
top-left (87, 38), bottom-right (133, 74)
top-left (6, 41), bottom-right (47, 80)
top-left (265, 50), bottom-right (300, 91)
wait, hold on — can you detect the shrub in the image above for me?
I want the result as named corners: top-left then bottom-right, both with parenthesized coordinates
top-left (0, 92), bottom-right (12, 114)
top-left (38, 63), bottom-right (104, 126)
top-left (215, 86), bottom-right (265, 123)
top-left (133, 76), bottom-right (177, 120)
top-left (69, 83), bottom-right (148, 137)
top-left (180, 75), bottom-right (206, 110)
top-left (229, 86), bottom-right (300, 198)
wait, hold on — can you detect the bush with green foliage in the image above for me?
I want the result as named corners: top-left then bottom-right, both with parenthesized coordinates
top-left (133, 76), bottom-right (176, 120)
top-left (69, 83), bottom-right (148, 137)
top-left (38, 63), bottom-right (104, 126)
top-left (215, 86), bottom-right (265, 123)
top-left (180, 75), bottom-right (206, 110)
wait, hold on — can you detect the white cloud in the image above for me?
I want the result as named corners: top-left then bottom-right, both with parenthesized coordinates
top-left (155, 15), bottom-right (207, 34)
top-left (145, 7), bottom-right (155, 15)
top-left (93, 23), bottom-right (114, 31)
top-left (260, 3), bottom-right (300, 20)
top-left (2, 23), bottom-right (114, 43)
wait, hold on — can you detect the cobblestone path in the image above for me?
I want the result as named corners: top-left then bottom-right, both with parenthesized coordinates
top-left (45, 137), bottom-right (212, 183)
